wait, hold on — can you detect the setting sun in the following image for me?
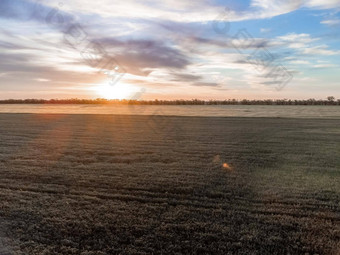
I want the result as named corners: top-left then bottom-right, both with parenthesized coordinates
top-left (94, 83), bottom-right (138, 100)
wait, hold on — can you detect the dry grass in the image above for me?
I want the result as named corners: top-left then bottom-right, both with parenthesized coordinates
top-left (0, 113), bottom-right (339, 254)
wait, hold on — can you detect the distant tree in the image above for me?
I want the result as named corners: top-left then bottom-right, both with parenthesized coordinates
top-left (1, 98), bottom-right (340, 105)
top-left (327, 96), bottom-right (335, 102)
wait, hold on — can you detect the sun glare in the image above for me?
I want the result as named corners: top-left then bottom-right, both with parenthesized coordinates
top-left (95, 83), bottom-right (138, 100)
top-left (223, 163), bottom-right (232, 171)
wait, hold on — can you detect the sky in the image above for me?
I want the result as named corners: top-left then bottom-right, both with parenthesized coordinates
top-left (0, 0), bottom-right (339, 100)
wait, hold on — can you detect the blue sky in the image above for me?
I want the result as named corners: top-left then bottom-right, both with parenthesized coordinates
top-left (0, 0), bottom-right (339, 100)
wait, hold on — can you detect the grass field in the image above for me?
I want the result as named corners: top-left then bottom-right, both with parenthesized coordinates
top-left (0, 113), bottom-right (339, 254)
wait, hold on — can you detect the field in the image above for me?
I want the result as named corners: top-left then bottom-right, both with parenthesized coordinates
top-left (0, 113), bottom-right (339, 254)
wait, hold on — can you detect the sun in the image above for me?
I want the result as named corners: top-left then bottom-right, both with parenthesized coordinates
top-left (95, 83), bottom-right (138, 100)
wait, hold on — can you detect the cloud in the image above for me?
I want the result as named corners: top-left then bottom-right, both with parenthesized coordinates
top-left (321, 19), bottom-right (340, 25)
top-left (193, 82), bottom-right (220, 87)
top-left (302, 45), bottom-right (340, 55)
top-left (275, 33), bottom-right (340, 56)
top-left (38, 0), bottom-right (224, 23)
top-left (93, 38), bottom-right (191, 75)
top-left (277, 33), bottom-right (319, 44)
top-left (289, 60), bottom-right (311, 65)
top-left (312, 64), bottom-right (338, 68)
top-left (0, 0), bottom-right (74, 26)
top-left (171, 73), bottom-right (203, 82)
top-left (305, 0), bottom-right (340, 9)
top-left (260, 28), bottom-right (271, 33)
top-left (188, 36), bottom-right (270, 51)
top-left (35, 78), bottom-right (51, 82)
top-left (1, 0), bottom-right (340, 27)
top-left (250, 0), bottom-right (302, 17)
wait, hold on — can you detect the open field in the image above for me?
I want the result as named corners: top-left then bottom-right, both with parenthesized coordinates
top-left (0, 113), bottom-right (339, 254)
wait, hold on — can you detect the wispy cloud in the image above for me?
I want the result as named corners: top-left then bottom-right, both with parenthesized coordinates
top-left (321, 19), bottom-right (340, 25)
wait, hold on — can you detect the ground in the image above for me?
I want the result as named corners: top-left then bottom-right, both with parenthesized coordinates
top-left (0, 114), bottom-right (339, 254)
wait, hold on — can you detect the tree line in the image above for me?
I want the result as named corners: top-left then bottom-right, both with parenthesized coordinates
top-left (0, 97), bottom-right (339, 105)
